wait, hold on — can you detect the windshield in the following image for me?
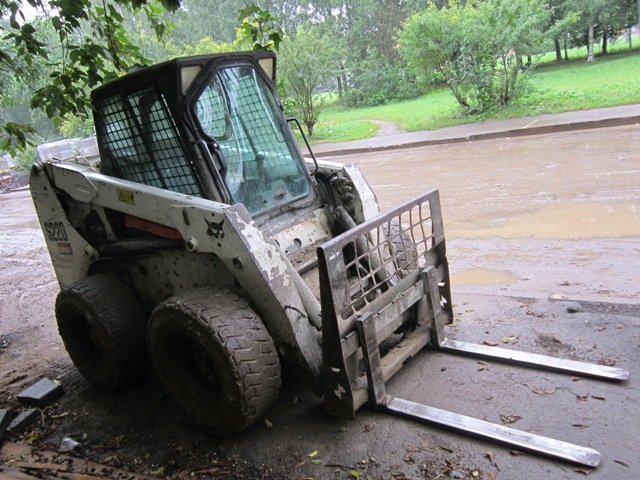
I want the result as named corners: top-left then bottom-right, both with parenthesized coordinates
top-left (194, 65), bottom-right (311, 214)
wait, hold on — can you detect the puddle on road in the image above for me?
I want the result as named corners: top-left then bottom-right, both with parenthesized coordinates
top-left (447, 201), bottom-right (640, 239)
top-left (451, 268), bottom-right (517, 286)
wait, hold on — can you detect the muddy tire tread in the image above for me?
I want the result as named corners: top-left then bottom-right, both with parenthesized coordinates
top-left (55, 274), bottom-right (148, 391)
top-left (149, 288), bottom-right (280, 435)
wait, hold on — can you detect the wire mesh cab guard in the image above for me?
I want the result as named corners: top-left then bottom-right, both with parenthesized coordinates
top-left (317, 189), bottom-right (629, 468)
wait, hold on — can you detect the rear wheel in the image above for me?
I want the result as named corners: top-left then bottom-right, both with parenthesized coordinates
top-left (148, 288), bottom-right (281, 435)
top-left (55, 274), bottom-right (149, 391)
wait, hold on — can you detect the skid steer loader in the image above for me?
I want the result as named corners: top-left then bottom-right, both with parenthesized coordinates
top-left (30, 51), bottom-right (628, 467)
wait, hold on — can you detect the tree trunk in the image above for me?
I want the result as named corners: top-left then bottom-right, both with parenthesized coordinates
top-left (629, 26), bottom-right (633, 49)
top-left (336, 75), bottom-right (343, 98)
top-left (563, 33), bottom-right (569, 61)
top-left (527, 55), bottom-right (532, 67)
top-left (554, 38), bottom-right (562, 61)
top-left (602, 28), bottom-right (608, 55)
top-left (587, 25), bottom-right (595, 62)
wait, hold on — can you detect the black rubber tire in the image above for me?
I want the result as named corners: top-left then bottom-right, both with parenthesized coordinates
top-left (385, 220), bottom-right (419, 276)
top-left (55, 274), bottom-right (149, 391)
top-left (148, 288), bottom-right (281, 435)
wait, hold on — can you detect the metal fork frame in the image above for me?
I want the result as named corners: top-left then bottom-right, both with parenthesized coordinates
top-left (356, 267), bottom-right (630, 468)
top-left (318, 189), bottom-right (629, 468)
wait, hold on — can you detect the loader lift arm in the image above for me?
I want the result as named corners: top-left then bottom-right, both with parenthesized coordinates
top-left (317, 189), bottom-right (628, 468)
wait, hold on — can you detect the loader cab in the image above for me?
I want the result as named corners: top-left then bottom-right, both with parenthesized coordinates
top-left (91, 51), bottom-right (316, 219)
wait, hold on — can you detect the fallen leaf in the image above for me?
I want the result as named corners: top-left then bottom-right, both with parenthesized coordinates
top-left (264, 418), bottom-right (273, 428)
top-left (350, 469), bottom-right (361, 480)
top-left (590, 394), bottom-right (605, 401)
top-left (440, 445), bottom-right (454, 453)
top-left (575, 467), bottom-right (593, 475)
top-left (482, 340), bottom-right (498, 347)
top-left (487, 472), bottom-right (497, 480)
top-left (576, 393), bottom-right (589, 401)
top-left (149, 467), bottom-right (165, 476)
top-left (529, 385), bottom-right (557, 396)
top-left (49, 412), bottom-right (69, 419)
top-left (500, 415), bottom-right (522, 425)
top-left (485, 451), bottom-right (496, 464)
top-left (614, 459), bottom-right (629, 467)
top-left (572, 423), bottom-right (589, 429)
top-left (571, 377), bottom-right (583, 382)
top-left (526, 309), bottom-right (544, 318)
top-left (403, 452), bottom-right (415, 464)
top-left (598, 358), bottom-right (616, 367)
top-left (26, 431), bottom-right (42, 444)
top-left (477, 361), bottom-right (490, 372)
top-left (502, 335), bottom-right (519, 345)
top-left (508, 451), bottom-right (521, 456)
top-left (311, 459), bottom-right (322, 465)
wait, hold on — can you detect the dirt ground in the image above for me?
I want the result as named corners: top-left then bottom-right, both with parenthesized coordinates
top-left (1, 124), bottom-right (638, 479)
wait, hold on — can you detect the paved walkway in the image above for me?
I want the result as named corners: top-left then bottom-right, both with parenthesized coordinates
top-left (310, 103), bottom-right (640, 157)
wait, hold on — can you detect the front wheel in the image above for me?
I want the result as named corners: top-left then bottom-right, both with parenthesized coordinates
top-left (148, 288), bottom-right (281, 435)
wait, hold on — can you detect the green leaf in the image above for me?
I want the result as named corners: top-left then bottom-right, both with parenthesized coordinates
top-left (238, 3), bottom-right (261, 21)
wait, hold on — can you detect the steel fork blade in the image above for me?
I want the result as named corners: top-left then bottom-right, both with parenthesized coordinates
top-left (386, 397), bottom-right (601, 467)
top-left (439, 339), bottom-right (629, 381)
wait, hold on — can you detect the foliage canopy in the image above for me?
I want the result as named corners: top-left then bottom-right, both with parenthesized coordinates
top-left (0, 0), bottom-right (179, 153)
top-left (399, 0), bottom-right (550, 113)
top-left (280, 22), bottom-right (338, 136)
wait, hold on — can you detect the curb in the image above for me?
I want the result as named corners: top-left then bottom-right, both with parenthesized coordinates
top-left (312, 115), bottom-right (640, 158)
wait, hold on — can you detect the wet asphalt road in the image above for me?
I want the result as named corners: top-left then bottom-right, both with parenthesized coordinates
top-left (1, 124), bottom-right (638, 479)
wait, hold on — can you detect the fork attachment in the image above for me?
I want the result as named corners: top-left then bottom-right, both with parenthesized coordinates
top-left (317, 189), bottom-right (628, 468)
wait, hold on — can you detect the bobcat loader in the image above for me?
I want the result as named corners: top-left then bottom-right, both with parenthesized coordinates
top-left (30, 51), bottom-right (628, 468)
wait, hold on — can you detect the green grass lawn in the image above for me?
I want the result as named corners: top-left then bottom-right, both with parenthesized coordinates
top-left (311, 43), bottom-right (640, 144)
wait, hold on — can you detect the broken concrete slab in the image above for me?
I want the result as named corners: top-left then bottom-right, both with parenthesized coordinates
top-left (58, 436), bottom-right (80, 453)
top-left (7, 409), bottom-right (38, 434)
top-left (0, 409), bottom-right (15, 444)
top-left (16, 378), bottom-right (63, 407)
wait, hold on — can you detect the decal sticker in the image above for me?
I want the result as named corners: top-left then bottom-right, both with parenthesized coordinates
top-left (57, 242), bottom-right (73, 255)
top-left (44, 221), bottom-right (68, 242)
top-left (117, 189), bottom-right (135, 205)
top-left (205, 218), bottom-right (225, 240)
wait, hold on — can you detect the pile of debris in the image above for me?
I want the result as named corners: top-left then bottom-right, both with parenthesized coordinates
top-left (1, 378), bottom-right (159, 480)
